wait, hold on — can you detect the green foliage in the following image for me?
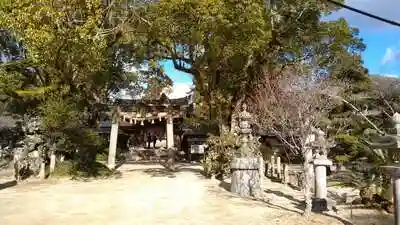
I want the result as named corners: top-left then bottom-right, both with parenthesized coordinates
top-left (52, 160), bottom-right (116, 179)
top-left (96, 153), bottom-right (108, 162)
top-left (330, 164), bottom-right (392, 202)
top-left (52, 160), bottom-right (75, 177)
top-left (38, 95), bottom-right (81, 133)
top-left (137, 0), bottom-right (369, 133)
top-left (202, 134), bottom-right (237, 179)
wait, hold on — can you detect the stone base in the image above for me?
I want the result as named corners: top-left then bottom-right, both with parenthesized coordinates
top-left (230, 157), bottom-right (261, 197)
top-left (312, 198), bottom-right (336, 212)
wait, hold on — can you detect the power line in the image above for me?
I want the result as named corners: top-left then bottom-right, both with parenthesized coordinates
top-left (326, 0), bottom-right (400, 27)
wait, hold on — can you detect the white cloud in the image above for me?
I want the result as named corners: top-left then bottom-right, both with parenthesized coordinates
top-left (381, 73), bottom-right (400, 78)
top-left (380, 42), bottom-right (400, 65)
top-left (167, 83), bottom-right (194, 99)
top-left (327, 0), bottom-right (400, 30)
top-left (381, 48), bottom-right (395, 64)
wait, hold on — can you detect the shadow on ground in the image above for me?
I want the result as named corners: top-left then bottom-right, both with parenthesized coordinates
top-left (217, 179), bottom-right (303, 215)
top-left (0, 180), bottom-right (17, 190)
top-left (125, 162), bottom-right (205, 179)
top-left (140, 167), bottom-right (204, 178)
top-left (220, 179), bottom-right (360, 225)
top-left (264, 188), bottom-right (303, 204)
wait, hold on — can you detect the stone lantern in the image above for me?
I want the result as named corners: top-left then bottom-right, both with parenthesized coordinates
top-left (230, 103), bottom-right (261, 197)
top-left (309, 128), bottom-right (335, 212)
top-left (381, 112), bottom-right (400, 225)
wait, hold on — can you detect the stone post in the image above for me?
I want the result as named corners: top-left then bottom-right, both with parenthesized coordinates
top-left (259, 156), bottom-right (265, 186)
top-left (389, 113), bottom-right (400, 203)
top-left (266, 162), bottom-right (270, 177)
top-left (49, 151), bottom-right (56, 173)
top-left (271, 155), bottom-right (276, 178)
top-left (166, 116), bottom-right (174, 149)
top-left (283, 164), bottom-right (289, 185)
top-left (230, 103), bottom-right (261, 197)
top-left (382, 166), bottom-right (400, 225)
top-left (312, 154), bottom-right (333, 212)
top-left (108, 114), bottom-right (119, 170)
top-left (393, 113), bottom-right (400, 148)
top-left (276, 155), bottom-right (281, 179)
top-left (39, 145), bottom-right (46, 180)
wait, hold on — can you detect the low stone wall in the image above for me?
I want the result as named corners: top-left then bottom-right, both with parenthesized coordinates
top-left (266, 161), bottom-right (350, 190)
top-left (265, 162), bottom-right (306, 190)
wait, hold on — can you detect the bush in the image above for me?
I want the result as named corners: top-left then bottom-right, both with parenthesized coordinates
top-left (52, 160), bottom-right (75, 177)
top-left (73, 161), bottom-right (115, 178)
top-left (52, 160), bottom-right (117, 179)
top-left (202, 134), bottom-right (237, 180)
top-left (96, 153), bottom-right (107, 161)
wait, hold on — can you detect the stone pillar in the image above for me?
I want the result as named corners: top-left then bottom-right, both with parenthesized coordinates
top-left (276, 156), bottom-right (281, 179)
top-left (312, 155), bottom-right (333, 212)
top-left (393, 113), bottom-right (400, 148)
top-left (108, 119), bottom-right (119, 170)
top-left (259, 156), bottom-right (265, 187)
top-left (39, 145), bottom-right (46, 180)
top-left (271, 155), bottom-right (276, 177)
top-left (382, 166), bottom-right (400, 225)
top-left (265, 162), bottom-right (270, 177)
top-left (166, 117), bottom-right (174, 149)
top-left (394, 176), bottom-right (400, 225)
top-left (283, 164), bottom-right (289, 185)
top-left (49, 151), bottom-right (56, 173)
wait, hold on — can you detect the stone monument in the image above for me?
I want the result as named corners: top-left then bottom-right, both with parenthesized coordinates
top-left (230, 103), bottom-right (261, 197)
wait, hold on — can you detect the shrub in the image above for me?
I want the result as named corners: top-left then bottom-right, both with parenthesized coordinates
top-left (73, 161), bottom-right (115, 178)
top-left (52, 160), bottom-right (75, 177)
top-left (202, 134), bottom-right (237, 180)
top-left (52, 160), bottom-right (117, 179)
top-left (96, 153), bottom-right (107, 161)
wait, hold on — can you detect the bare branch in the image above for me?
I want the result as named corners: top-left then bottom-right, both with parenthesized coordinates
top-left (250, 65), bottom-right (342, 154)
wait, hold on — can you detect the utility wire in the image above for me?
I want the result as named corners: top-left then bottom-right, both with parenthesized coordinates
top-left (326, 0), bottom-right (400, 27)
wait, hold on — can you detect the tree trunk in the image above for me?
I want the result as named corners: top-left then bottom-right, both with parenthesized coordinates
top-left (39, 146), bottom-right (47, 180)
top-left (303, 148), bottom-right (313, 216)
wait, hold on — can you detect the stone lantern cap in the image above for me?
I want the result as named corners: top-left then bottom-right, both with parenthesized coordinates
top-left (393, 112), bottom-right (400, 124)
top-left (313, 154), bottom-right (332, 167)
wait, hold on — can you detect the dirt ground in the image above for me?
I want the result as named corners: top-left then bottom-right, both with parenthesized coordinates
top-left (0, 162), bottom-right (394, 225)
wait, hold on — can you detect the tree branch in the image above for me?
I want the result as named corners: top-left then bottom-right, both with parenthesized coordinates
top-left (336, 96), bottom-right (385, 135)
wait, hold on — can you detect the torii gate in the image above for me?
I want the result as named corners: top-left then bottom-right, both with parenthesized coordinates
top-left (106, 95), bottom-right (193, 169)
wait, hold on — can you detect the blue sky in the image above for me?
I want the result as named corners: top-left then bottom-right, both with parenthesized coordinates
top-left (161, 0), bottom-right (400, 98)
top-left (327, 0), bottom-right (400, 77)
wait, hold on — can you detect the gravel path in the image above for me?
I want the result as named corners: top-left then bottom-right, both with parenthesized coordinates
top-left (0, 162), bottom-right (394, 225)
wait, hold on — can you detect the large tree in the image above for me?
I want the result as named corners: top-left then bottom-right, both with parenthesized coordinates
top-left (0, 0), bottom-right (157, 173)
top-left (130, 0), bottom-right (367, 133)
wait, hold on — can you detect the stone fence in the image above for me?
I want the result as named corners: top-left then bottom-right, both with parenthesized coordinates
top-left (265, 157), bottom-right (305, 190)
top-left (265, 155), bottom-right (352, 190)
